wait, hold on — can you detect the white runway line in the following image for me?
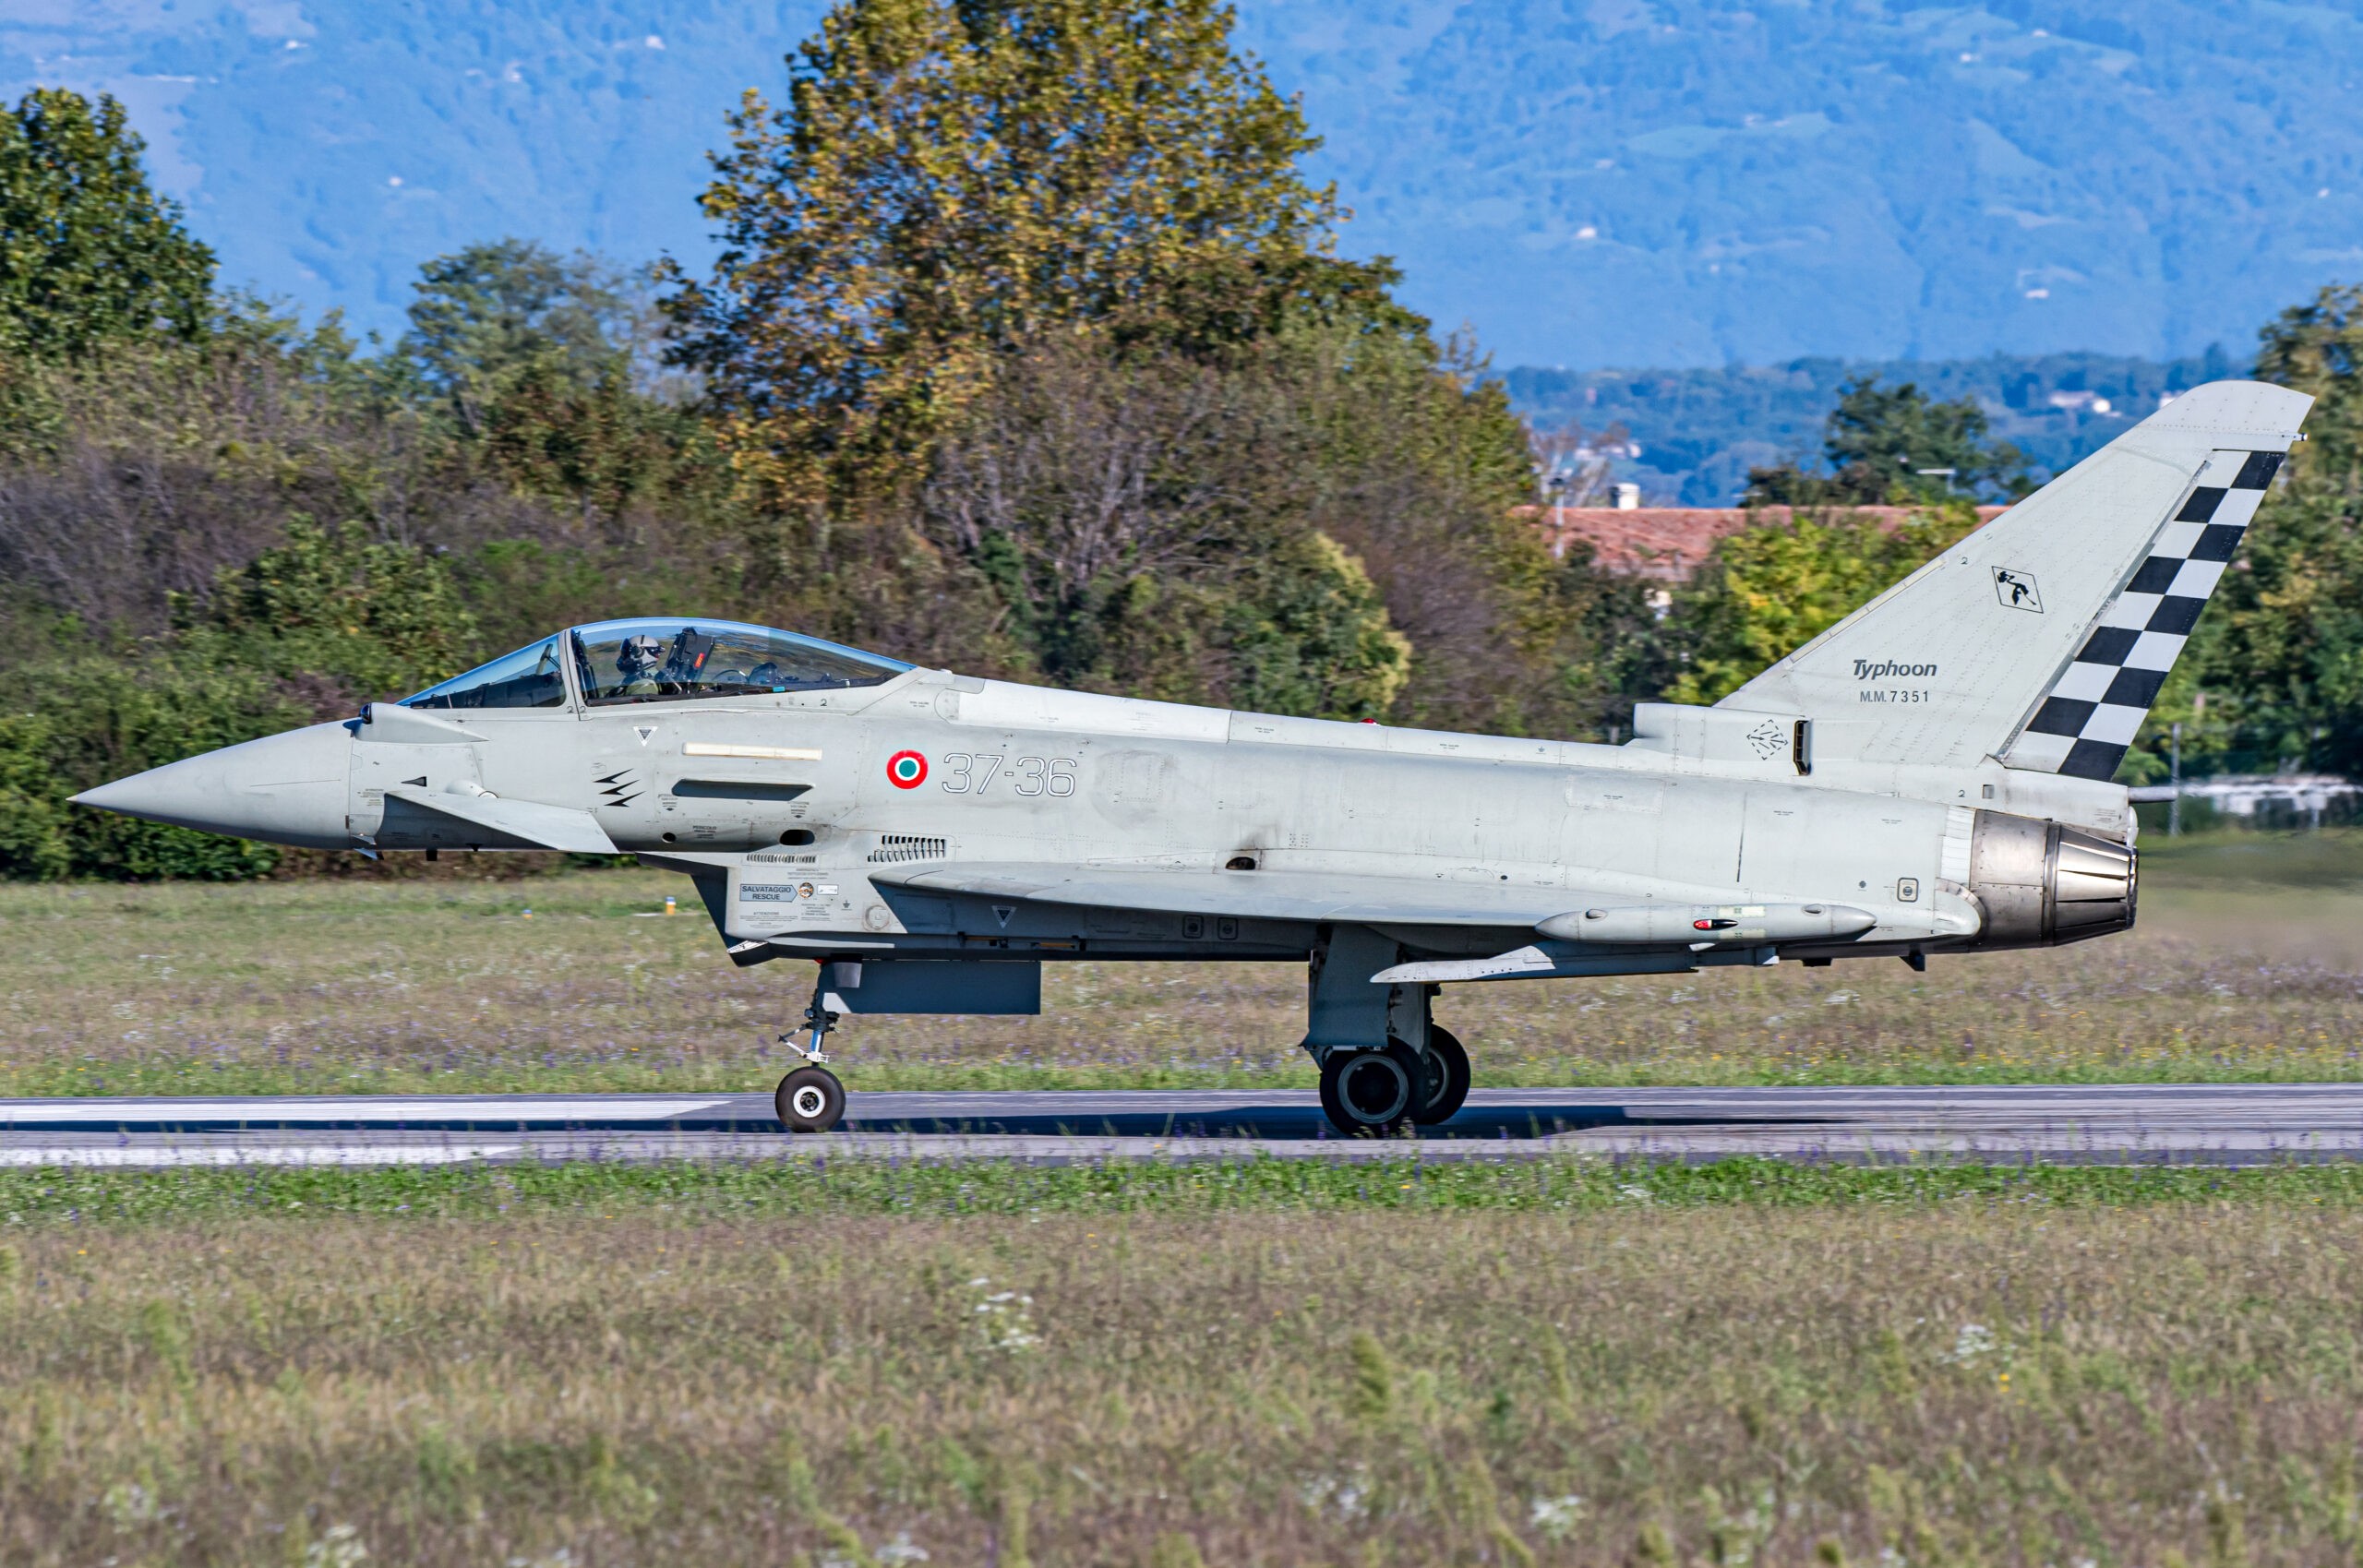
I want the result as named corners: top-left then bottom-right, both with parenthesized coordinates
top-left (0, 1096), bottom-right (734, 1125)
top-left (0, 1143), bottom-right (522, 1167)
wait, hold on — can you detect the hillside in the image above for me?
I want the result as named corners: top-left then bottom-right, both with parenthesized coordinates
top-left (1505, 347), bottom-right (2238, 504)
top-left (6, 2), bottom-right (2360, 366)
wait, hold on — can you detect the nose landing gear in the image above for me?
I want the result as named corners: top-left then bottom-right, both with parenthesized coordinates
top-left (774, 981), bottom-right (847, 1133)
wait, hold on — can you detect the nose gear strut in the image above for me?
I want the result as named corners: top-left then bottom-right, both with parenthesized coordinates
top-left (774, 973), bottom-right (848, 1132)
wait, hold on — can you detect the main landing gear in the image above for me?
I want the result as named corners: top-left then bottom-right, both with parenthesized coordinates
top-left (1306, 927), bottom-right (1472, 1138)
top-left (775, 981), bottom-right (847, 1133)
top-left (1317, 1025), bottom-right (1469, 1136)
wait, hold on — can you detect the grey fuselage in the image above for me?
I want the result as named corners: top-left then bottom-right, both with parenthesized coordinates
top-left (180, 664), bottom-right (2134, 978)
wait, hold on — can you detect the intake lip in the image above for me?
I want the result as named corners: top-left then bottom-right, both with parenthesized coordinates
top-left (70, 723), bottom-right (355, 850)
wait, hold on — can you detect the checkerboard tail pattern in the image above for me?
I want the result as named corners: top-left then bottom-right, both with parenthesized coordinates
top-left (2004, 449), bottom-right (2282, 781)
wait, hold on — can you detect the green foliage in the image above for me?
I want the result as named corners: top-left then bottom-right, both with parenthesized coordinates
top-left (0, 710), bottom-right (71, 880)
top-left (183, 516), bottom-right (481, 703)
top-left (2153, 283), bottom-right (2363, 778)
top-left (1221, 533), bottom-right (1410, 719)
top-left (1666, 502), bottom-right (1980, 706)
top-left (1745, 377), bottom-right (2026, 506)
top-left (11, 1153), bottom-right (2363, 1227)
top-left (403, 239), bottom-right (639, 397)
top-left (0, 89), bottom-right (216, 361)
top-left (0, 658), bottom-right (304, 880)
top-left (665, 0), bottom-right (1403, 501)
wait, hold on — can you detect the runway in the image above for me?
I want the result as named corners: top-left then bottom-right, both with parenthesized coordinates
top-left (6, 1083), bottom-right (2363, 1167)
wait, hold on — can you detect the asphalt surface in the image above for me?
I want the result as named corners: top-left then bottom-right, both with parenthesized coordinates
top-left (6, 1084), bottom-right (2363, 1166)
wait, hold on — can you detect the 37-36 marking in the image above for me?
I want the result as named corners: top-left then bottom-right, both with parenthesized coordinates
top-left (939, 753), bottom-right (1076, 797)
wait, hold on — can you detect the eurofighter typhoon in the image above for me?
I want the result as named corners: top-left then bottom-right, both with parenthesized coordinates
top-left (75, 383), bottom-right (2312, 1134)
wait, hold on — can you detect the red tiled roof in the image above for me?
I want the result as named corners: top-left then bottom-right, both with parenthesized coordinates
top-left (1521, 505), bottom-right (2010, 581)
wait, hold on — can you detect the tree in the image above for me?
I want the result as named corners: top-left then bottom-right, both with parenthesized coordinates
top-left (184, 516), bottom-right (482, 704)
top-left (0, 89), bottom-right (216, 361)
top-left (1745, 377), bottom-right (2024, 506)
top-left (402, 241), bottom-right (652, 406)
top-left (914, 333), bottom-right (1412, 715)
top-left (664, 0), bottom-right (1404, 503)
top-left (1664, 503), bottom-right (1982, 706)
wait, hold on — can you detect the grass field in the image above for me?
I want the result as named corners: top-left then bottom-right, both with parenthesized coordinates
top-left (3, 829), bottom-right (2359, 1096)
top-left (6, 1162), bottom-right (2363, 1565)
top-left (7, 838), bottom-right (2362, 1564)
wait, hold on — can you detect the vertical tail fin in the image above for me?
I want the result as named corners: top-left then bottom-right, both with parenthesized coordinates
top-left (1716, 381), bottom-right (2313, 775)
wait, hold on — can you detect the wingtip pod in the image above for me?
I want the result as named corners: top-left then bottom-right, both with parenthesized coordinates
top-left (1534, 902), bottom-right (1877, 945)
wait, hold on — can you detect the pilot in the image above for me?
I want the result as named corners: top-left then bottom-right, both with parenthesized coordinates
top-left (748, 660), bottom-right (785, 689)
top-left (615, 633), bottom-right (667, 698)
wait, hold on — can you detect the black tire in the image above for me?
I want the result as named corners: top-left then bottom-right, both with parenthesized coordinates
top-left (775, 1065), bottom-right (846, 1133)
top-left (1410, 1025), bottom-right (1471, 1126)
top-left (1318, 1042), bottom-right (1421, 1137)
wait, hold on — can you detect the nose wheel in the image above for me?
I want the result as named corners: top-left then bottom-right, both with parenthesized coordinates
top-left (776, 1065), bottom-right (846, 1132)
top-left (775, 976), bottom-right (847, 1133)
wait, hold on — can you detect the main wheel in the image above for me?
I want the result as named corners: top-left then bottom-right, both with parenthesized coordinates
top-left (1410, 1025), bottom-right (1471, 1126)
top-left (1318, 1042), bottom-right (1421, 1136)
top-left (775, 1065), bottom-right (846, 1133)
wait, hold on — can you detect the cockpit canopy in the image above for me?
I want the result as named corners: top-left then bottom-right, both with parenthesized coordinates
top-left (402, 618), bottom-right (913, 711)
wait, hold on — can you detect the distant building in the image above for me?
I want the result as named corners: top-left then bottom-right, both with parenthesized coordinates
top-left (2127, 774), bottom-right (2361, 830)
top-left (1522, 505), bottom-right (2011, 581)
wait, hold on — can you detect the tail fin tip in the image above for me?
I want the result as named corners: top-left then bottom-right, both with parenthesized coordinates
top-left (1716, 379), bottom-right (2313, 778)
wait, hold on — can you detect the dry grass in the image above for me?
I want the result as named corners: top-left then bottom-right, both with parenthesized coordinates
top-left (4, 1197), bottom-right (2360, 1565)
top-left (4, 831), bottom-right (2361, 1095)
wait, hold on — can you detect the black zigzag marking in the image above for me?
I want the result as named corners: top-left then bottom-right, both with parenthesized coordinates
top-left (2077, 627), bottom-right (2140, 665)
top-left (2028, 697), bottom-right (2097, 736)
top-left (2102, 666), bottom-right (2168, 709)
top-left (2060, 739), bottom-right (2129, 781)
top-left (2190, 523), bottom-right (2245, 562)
top-left (2175, 486), bottom-right (2227, 522)
top-left (2127, 556), bottom-right (2182, 594)
top-left (2232, 450), bottom-right (2284, 490)
top-left (2147, 595), bottom-right (2206, 636)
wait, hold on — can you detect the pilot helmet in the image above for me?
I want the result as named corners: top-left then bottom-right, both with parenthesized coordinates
top-left (617, 633), bottom-right (666, 676)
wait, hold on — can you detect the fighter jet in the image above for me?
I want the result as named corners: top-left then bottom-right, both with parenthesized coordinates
top-left (74, 382), bottom-right (2311, 1135)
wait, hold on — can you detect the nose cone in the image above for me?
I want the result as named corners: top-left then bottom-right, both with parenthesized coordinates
top-left (72, 723), bottom-right (354, 850)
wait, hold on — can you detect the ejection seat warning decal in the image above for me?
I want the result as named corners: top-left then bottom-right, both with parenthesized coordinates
top-left (1993, 568), bottom-right (2044, 612)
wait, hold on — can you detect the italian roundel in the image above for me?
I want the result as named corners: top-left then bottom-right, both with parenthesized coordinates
top-left (886, 749), bottom-right (929, 789)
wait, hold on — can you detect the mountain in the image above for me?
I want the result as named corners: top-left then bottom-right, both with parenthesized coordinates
top-left (6, 2), bottom-right (2361, 366)
top-left (1506, 347), bottom-right (2240, 505)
